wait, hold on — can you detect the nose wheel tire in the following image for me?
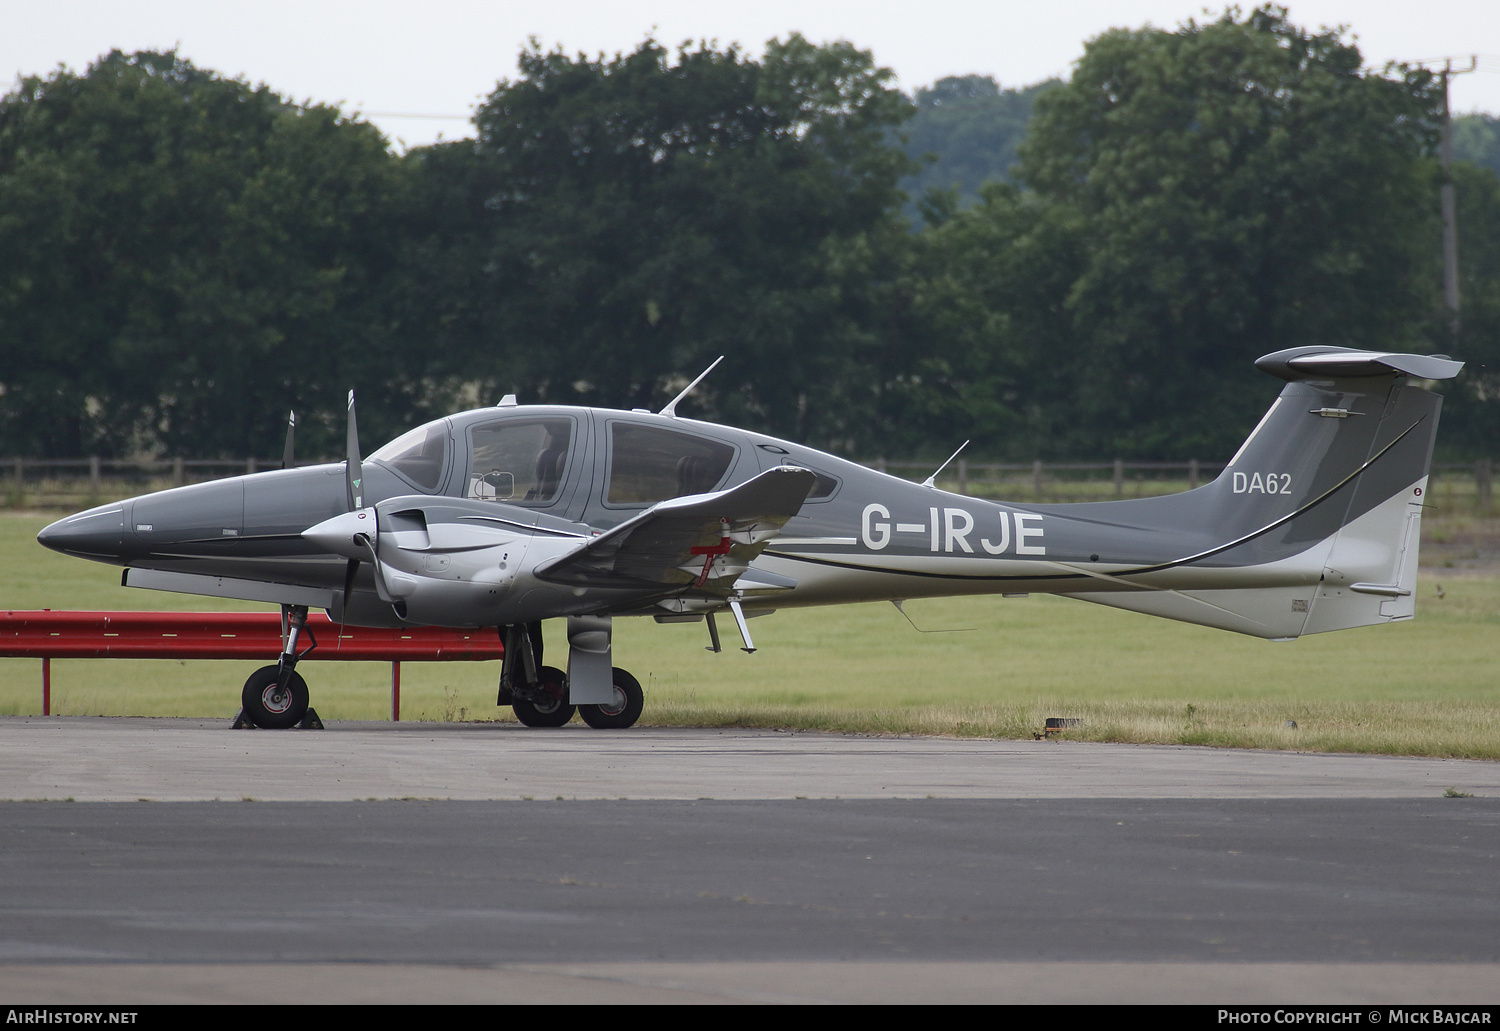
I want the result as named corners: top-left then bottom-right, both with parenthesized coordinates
top-left (241, 665), bottom-right (310, 729)
top-left (578, 667), bottom-right (644, 730)
top-left (512, 666), bottom-right (576, 727)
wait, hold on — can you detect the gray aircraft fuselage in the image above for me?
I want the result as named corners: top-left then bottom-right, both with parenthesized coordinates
top-left (35, 346), bottom-right (1458, 642)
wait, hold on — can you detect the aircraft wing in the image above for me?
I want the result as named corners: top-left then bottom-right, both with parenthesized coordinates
top-left (535, 466), bottom-right (817, 591)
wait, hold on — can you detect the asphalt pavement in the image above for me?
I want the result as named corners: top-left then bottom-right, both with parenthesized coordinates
top-left (0, 718), bottom-right (1496, 1004)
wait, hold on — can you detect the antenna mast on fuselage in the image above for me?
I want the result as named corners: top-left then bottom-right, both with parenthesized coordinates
top-left (659, 356), bottom-right (725, 418)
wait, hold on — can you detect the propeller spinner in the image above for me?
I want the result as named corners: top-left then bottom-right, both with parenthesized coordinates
top-left (308, 389), bottom-right (403, 620)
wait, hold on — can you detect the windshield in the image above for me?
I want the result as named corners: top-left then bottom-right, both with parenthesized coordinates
top-left (369, 422), bottom-right (449, 491)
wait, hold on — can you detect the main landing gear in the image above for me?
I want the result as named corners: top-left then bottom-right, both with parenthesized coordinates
top-left (236, 604), bottom-right (321, 729)
top-left (497, 622), bottom-right (643, 729)
top-left (578, 667), bottom-right (644, 729)
top-left (511, 665), bottom-right (575, 727)
top-left (235, 611), bottom-right (645, 730)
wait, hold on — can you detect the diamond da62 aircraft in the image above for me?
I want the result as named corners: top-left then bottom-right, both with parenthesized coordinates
top-left (37, 345), bottom-right (1462, 729)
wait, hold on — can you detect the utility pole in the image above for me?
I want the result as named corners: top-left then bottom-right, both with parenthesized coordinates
top-left (1423, 57), bottom-right (1477, 341)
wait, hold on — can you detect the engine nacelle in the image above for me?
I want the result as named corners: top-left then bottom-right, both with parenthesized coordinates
top-left (304, 496), bottom-right (594, 628)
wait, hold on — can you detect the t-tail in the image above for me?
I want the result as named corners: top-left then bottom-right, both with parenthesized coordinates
top-left (1059, 346), bottom-right (1463, 639)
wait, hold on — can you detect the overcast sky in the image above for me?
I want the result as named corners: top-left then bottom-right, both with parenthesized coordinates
top-left (5, 1), bottom-right (1498, 148)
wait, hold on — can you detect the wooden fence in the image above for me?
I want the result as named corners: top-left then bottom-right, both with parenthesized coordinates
top-left (864, 458), bottom-right (1494, 515)
top-left (2, 455), bottom-right (1494, 515)
top-left (1, 456), bottom-right (278, 508)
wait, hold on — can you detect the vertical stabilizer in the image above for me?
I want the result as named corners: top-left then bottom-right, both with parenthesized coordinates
top-left (1063, 346), bottom-right (1458, 639)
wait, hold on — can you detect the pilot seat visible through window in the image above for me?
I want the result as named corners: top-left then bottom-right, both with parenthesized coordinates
top-left (467, 418), bottom-right (573, 504)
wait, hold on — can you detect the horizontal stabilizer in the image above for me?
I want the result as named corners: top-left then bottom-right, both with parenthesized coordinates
top-left (1256, 346), bottom-right (1463, 382)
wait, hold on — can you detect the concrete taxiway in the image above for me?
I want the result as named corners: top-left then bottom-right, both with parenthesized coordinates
top-left (0, 717), bottom-right (1496, 1004)
top-left (1, 716), bottom-right (1497, 801)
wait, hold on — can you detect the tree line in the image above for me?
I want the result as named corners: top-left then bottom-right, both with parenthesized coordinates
top-left (1, 6), bottom-right (1496, 463)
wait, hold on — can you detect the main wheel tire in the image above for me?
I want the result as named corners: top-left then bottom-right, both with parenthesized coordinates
top-left (241, 665), bottom-right (310, 729)
top-left (512, 665), bottom-right (576, 727)
top-left (578, 667), bottom-right (644, 730)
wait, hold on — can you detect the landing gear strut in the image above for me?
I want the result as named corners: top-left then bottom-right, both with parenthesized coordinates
top-left (499, 623), bottom-right (574, 727)
top-left (497, 621), bottom-right (643, 729)
top-left (512, 665), bottom-right (575, 727)
top-left (237, 604), bottom-right (318, 729)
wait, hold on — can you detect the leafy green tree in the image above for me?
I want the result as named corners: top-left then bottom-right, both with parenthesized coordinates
top-left (0, 50), bottom-right (405, 458)
top-left (405, 36), bottom-right (915, 448)
top-left (901, 75), bottom-right (1059, 215)
top-left (869, 182), bottom-right (1083, 458)
top-left (1454, 113), bottom-right (1500, 177)
top-left (1436, 160), bottom-right (1500, 455)
top-left (906, 6), bottom-right (1443, 459)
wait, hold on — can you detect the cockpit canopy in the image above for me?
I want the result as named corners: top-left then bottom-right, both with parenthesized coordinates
top-left (367, 405), bottom-right (841, 527)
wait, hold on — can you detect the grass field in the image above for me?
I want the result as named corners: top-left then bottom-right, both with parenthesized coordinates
top-left (2, 511), bottom-right (1496, 758)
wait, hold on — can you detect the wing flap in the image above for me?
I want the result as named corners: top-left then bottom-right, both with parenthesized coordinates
top-left (536, 466), bottom-right (817, 590)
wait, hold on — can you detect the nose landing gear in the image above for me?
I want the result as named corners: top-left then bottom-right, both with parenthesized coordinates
top-left (239, 665), bottom-right (312, 728)
top-left (234, 604), bottom-right (322, 729)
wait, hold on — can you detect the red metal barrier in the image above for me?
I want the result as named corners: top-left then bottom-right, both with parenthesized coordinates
top-left (0, 610), bottom-right (505, 720)
top-left (0, 610), bottom-right (504, 660)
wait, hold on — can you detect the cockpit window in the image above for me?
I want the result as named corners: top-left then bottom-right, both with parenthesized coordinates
top-left (467, 418), bottom-right (574, 504)
top-left (606, 423), bottom-right (736, 506)
top-left (369, 423), bottom-right (448, 491)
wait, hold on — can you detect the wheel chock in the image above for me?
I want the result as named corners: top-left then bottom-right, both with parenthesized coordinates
top-left (232, 707), bottom-right (324, 729)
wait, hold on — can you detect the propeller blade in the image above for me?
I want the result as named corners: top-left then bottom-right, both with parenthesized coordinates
top-left (354, 530), bottom-right (395, 605)
top-left (345, 390), bottom-right (363, 511)
top-left (341, 557), bottom-right (360, 617)
top-left (282, 410), bottom-right (296, 470)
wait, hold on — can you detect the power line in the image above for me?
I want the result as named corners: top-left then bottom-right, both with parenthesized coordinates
top-left (360, 111), bottom-right (471, 121)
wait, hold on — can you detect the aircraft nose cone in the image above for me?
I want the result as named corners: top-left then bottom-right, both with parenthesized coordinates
top-left (37, 504), bottom-right (127, 559)
top-left (302, 508), bottom-right (374, 560)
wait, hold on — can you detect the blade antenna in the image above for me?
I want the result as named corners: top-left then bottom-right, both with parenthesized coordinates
top-left (921, 440), bottom-right (970, 489)
top-left (282, 410), bottom-right (296, 470)
top-left (345, 390), bottom-right (363, 511)
top-left (891, 599), bottom-right (976, 634)
top-left (660, 356), bottom-right (725, 418)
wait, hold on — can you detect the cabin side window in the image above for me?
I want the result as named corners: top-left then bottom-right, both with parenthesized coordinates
top-left (606, 423), bottom-right (736, 506)
top-left (466, 418), bottom-right (574, 504)
top-left (805, 470), bottom-right (840, 501)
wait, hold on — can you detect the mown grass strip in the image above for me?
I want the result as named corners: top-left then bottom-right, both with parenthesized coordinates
top-left (2, 512), bottom-right (1495, 758)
